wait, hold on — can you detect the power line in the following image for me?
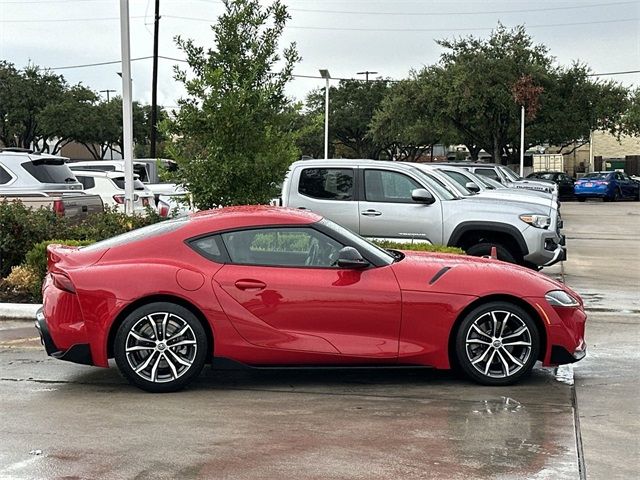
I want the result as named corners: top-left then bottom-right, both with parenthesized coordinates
top-left (587, 69), bottom-right (640, 76)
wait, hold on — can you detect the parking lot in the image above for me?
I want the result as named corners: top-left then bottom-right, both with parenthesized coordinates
top-left (0, 201), bottom-right (638, 480)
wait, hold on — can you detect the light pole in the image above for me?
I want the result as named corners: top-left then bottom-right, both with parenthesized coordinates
top-left (119, 0), bottom-right (135, 214)
top-left (319, 69), bottom-right (331, 160)
top-left (519, 105), bottom-right (525, 177)
top-left (357, 70), bottom-right (378, 82)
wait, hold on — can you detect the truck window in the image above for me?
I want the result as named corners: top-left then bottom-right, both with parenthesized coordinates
top-left (299, 168), bottom-right (354, 201)
top-left (474, 168), bottom-right (500, 182)
top-left (364, 169), bottom-right (421, 203)
top-left (133, 164), bottom-right (150, 183)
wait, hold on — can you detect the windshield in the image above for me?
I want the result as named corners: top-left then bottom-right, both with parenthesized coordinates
top-left (582, 172), bottom-right (611, 180)
top-left (479, 176), bottom-right (504, 189)
top-left (318, 218), bottom-right (394, 265)
top-left (499, 166), bottom-right (521, 181)
top-left (440, 170), bottom-right (478, 195)
top-left (409, 167), bottom-right (458, 200)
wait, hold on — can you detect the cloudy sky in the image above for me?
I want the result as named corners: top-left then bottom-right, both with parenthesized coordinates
top-left (1, 0), bottom-right (638, 108)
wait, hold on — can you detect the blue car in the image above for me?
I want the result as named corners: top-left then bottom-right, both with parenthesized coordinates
top-left (574, 171), bottom-right (640, 202)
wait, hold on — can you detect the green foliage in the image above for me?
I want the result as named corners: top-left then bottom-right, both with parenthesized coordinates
top-left (0, 201), bottom-right (163, 278)
top-left (0, 201), bottom-right (58, 277)
top-left (3, 265), bottom-right (40, 303)
top-left (306, 79), bottom-right (392, 159)
top-left (372, 240), bottom-right (465, 255)
top-left (24, 239), bottom-right (94, 299)
top-left (164, 0), bottom-right (301, 209)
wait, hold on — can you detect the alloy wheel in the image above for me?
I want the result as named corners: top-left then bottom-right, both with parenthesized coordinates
top-left (124, 312), bottom-right (198, 383)
top-left (464, 310), bottom-right (532, 379)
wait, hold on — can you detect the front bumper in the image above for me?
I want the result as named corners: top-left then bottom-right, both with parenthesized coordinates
top-left (550, 340), bottom-right (587, 364)
top-left (35, 308), bottom-right (93, 365)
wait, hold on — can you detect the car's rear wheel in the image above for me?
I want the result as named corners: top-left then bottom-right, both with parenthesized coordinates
top-left (455, 301), bottom-right (540, 386)
top-left (114, 302), bottom-right (208, 393)
top-left (465, 242), bottom-right (517, 265)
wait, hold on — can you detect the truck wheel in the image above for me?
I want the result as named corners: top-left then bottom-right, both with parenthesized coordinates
top-left (466, 242), bottom-right (517, 264)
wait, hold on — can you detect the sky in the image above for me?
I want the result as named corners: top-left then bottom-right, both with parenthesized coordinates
top-left (0, 0), bottom-right (638, 109)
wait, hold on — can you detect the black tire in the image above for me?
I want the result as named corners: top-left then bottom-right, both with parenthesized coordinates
top-left (114, 302), bottom-right (208, 393)
top-left (466, 242), bottom-right (517, 265)
top-left (455, 301), bottom-right (540, 386)
top-left (577, 197), bottom-right (586, 202)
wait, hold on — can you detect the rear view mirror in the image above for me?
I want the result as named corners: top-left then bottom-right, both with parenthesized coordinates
top-left (411, 188), bottom-right (435, 204)
top-left (336, 247), bottom-right (369, 269)
top-left (465, 181), bottom-right (480, 193)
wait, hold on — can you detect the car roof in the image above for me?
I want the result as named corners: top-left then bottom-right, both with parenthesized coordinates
top-left (0, 152), bottom-right (70, 163)
top-left (188, 206), bottom-right (322, 232)
top-left (434, 162), bottom-right (503, 167)
top-left (70, 160), bottom-right (148, 167)
top-left (290, 158), bottom-right (413, 168)
top-left (72, 169), bottom-right (140, 179)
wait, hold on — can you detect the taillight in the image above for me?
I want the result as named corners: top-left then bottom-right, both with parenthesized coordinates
top-left (158, 202), bottom-right (169, 218)
top-left (52, 199), bottom-right (65, 216)
top-left (113, 194), bottom-right (125, 204)
top-left (51, 273), bottom-right (76, 293)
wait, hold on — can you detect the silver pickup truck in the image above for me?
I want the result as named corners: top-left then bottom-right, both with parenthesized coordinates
top-left (279, 159), bottom-right (566, 269)
top-left (0, 150), bottom-right (103, 219)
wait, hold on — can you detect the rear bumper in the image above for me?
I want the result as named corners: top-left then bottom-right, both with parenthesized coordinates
top-left (35, 308), bottom-right (93, 365)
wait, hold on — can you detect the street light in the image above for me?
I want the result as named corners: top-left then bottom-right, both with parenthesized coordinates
top-left (119, 0), bottom-right (135, 214)
top-left (319, 69), bottom-right (331, 160)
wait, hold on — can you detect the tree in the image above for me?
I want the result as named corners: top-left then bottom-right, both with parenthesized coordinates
top-left (305, 79), bottom-right (392, 159)
top-left (290, 105), bottom-right (327, 159)
top-left (370, 74), bottom-right (459, 161)
top-left (622, 88), bottom-right (640, 136)
top-left (164, 0), bottom-right (300, 208)
top-left (0, 63), bottom-right (66, 149)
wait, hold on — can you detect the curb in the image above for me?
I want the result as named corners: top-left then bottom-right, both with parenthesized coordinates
top-left (0, 303), bottom-right (41, 321)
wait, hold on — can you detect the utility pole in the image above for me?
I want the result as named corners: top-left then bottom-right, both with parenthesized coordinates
top-left (150, 0), bottom-right (160, 159)
top-left (100, 89), bottom-right (116, 159)
top-left (357, 70), bottom-right (378, 82)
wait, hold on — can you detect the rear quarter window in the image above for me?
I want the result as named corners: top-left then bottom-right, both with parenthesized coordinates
top-left (0, 166), bottom-right (13, 184)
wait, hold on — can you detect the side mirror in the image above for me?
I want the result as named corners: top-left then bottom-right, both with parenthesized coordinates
top-left (411, 188), bottom-right (435, 205)
top-left (465, 181), bottom-right (480, 193)
top-left (336, 246), bottom-right (369, 269)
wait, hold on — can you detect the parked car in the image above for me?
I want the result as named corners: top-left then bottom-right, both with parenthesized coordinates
top-left (69, 160), bottom-right (194, 214)
top-left (574, 171), bottom-right (640, 202)
top-left (72, 170), bottom-right (155, 215)
top-left (526, 171), bottom-right (575, 198)
top-left (279, 159), bottom-right (565, 269)
top-left (428, 165), bottom-right (559, 210)
top-left (36, 206), bottom-right (586, 392)
top-left (1, 149), bottom-right (103, 219)
top-left (438, 163), bottom-right (557, 195)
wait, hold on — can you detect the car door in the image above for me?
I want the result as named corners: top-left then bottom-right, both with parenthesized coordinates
top-left (286, 166), bottom-right (360, 232)
top-left (208, 226), bottom-right (402, 359)
top-left (358, 167), bottom-right (443, 244)
top-left (617, 172), bottom-right (635, 197)
top-left (557, 174), bottom-right (574, 197)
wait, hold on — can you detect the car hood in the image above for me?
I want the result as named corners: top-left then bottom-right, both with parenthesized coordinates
top-left (450, 195), bottom-right (552, 216)
top-left (475, 190), bottom-right (556, 212)
top-left (389, 250), bottom-right (571, 299)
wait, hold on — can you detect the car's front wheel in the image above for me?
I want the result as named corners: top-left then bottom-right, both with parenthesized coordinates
top-left (455, 301), bottom-right (540, 386)
top-left (114, 302), bottom-right (208, 393)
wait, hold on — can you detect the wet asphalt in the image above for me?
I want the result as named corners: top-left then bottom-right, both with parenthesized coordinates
top-left (0, 201), bottom-right (638, 480)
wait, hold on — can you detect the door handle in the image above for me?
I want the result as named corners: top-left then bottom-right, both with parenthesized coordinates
top-left (361, 209), bottom-right (382, 217)
top-left (234, 279), bottom-right (267, 291)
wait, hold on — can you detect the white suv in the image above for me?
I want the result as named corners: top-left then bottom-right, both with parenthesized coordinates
top-left (73, 170), bottom-right (155, 215)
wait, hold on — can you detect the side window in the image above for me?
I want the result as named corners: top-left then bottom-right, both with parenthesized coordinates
top-left (364, 169), bottom-right (421, 203)
top-left (221, 227), bottom-right (342, 267)
top-left (298, 168), bottom-right (354, 201)
top-left (0, 166), bottom-right (12, 184)
top-left (76, 176), bottom-right (95, 189)
top-left (474, 168), bottom-right (501, 182)
top-left (189, 235), bottom-right (225, 263)
top-left (444, 170), bottom-right (473, 189)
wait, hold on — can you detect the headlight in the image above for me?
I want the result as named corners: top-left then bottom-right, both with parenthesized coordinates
top-left (519, 214), bottom-right (550, 229)
top-left (545, 290), bottom-right (580, 307)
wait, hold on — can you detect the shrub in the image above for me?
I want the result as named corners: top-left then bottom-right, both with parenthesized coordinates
top-left (372, 240), bottom-right (465, 255)
top-left (0, 201), bottom-right (59, 277)
top-left (4, 265), bottom-right (40, 301)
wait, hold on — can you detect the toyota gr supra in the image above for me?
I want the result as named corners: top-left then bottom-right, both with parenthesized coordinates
top-left (36, 206), bottom-right (586, 392)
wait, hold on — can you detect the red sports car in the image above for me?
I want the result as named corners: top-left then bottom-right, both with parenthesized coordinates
top-left (36, 206), bottom-right (586, 392)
